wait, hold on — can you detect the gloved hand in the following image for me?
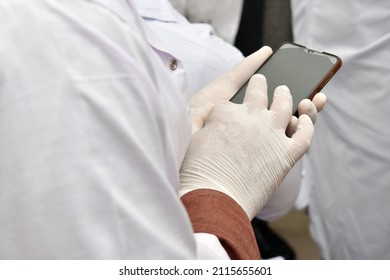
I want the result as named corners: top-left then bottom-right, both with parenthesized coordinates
top-left (190, 46), bottom-right (273, 134)
top-left (180, 73), bottom-right (316, 220)
top-left (190, 46), bottom-right (326, 135)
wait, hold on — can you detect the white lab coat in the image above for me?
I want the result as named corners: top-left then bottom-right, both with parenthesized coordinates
top-left (292, 0), bottom-right (390, 259)
top-left (133, 0), bottom-right (244, 98)
top-left (169, 0), bottom-right (243, 44)
top-left (0, 0), bottom-right (230, 259)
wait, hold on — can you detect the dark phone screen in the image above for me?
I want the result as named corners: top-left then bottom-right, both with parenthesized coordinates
top-left (230, 43), bottom-right (340, 113)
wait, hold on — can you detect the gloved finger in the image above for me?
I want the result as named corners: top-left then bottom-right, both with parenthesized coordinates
top-left (269, 85), bottom-right (293, 129)
top-left (227, 46), bottom-right (272, 93)
top-left (312, 92), bottom-right (327, 113)
top-left (191, 103), bottom-right (215, 134)
top-left (286, 115), bottom-right (298, 137)
top-left (242, 74), bottom-right (268, 110)
top-left (298, 99), bottom-right (318, 124)
top-left (190, 46), bottom-right (273, 107)
top-left (289, 114), bottom-right (314, 161)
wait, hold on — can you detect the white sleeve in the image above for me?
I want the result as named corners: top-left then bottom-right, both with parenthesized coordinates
top-left (194, 234), bottom-right (230, 260)
top-left (0, 0), bottom-right (199, 259)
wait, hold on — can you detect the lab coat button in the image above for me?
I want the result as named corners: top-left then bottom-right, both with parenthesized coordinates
top-left (169, 59), bottom-right (177, 70)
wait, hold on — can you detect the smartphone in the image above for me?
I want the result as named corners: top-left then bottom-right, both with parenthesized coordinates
top-left (230, 42), bottom-right (342, 114)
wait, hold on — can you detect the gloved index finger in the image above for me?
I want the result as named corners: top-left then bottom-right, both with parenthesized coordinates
top-left (227, 46), bottom-right (273, 93)
top-left (190, 46), bottom-right (273, 107)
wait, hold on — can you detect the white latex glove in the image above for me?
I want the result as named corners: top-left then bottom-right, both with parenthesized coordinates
top-left (190, 45), bottom-right (326, 135)
top-left (190, 46), bottom-right (273, 134)
top-left (180, 74), bottom-right (315, 220)
top-left (286, 93), bottom-right (326, 136)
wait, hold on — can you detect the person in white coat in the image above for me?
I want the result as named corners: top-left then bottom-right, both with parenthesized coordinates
top-left (0, 0), bottom-right (322, 259)
top-left (291, 0), bottom-right (390, 259)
